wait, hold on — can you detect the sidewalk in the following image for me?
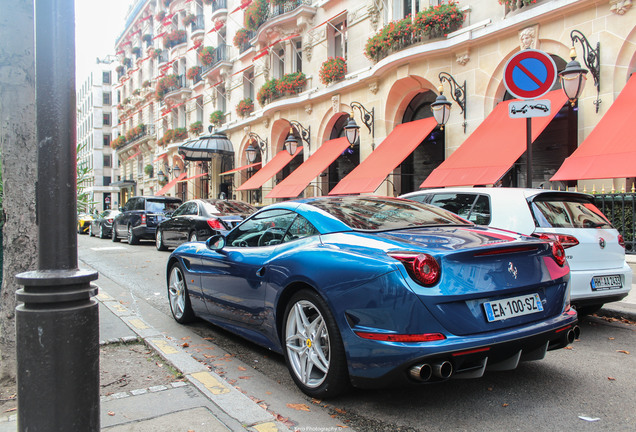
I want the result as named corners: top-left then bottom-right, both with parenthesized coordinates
top-left (0, 284), bottom-right (294, 432)
top-left (2, 258), bottom-right (634, 431)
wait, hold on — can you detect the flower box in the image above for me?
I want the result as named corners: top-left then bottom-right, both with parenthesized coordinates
top-left (233, 29), bottom-right (251, 48)
top-left (182, 13), bottom-right (196, 26)
top-left (319, 57), bottom-right (346, 85)
top-left (244, 0), bottom-right (268, 32)
top-left (198, 46), bottom-right (215, 66)
top-left (186, 66), bottom-right (202, 80)
top-left (189, 121), bottom-right (203, 135)
top-left (236, 98), bottom-right (254, 118)
top-left (209, 110), bottom-right (225, 127)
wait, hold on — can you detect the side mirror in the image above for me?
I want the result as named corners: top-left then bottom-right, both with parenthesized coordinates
top-left (206, 234), bottom-right (226, 251)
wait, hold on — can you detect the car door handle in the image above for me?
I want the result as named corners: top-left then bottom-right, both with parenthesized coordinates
top-left (256, 267), bottom-right (266, 277)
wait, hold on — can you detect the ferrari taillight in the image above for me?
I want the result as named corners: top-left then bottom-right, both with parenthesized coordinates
top-left (207, 218), bottom-right (224, 230)
top-left (388, 252), bottom-right (441, 286)
top-left (618, 234), bottom-right (625, 248)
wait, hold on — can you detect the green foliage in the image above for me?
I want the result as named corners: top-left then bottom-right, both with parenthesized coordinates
top-left (209, 110), bottom-right (225, 127)
top-left (244, 0), bottom-right (268, 31)
top-left (594, 194), bottom-right (635, 253)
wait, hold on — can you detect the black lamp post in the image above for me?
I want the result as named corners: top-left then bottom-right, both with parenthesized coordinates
top-left (432, 72), bottom-right (467, 132)
top-left (344, 115), bottom-right (360, 147)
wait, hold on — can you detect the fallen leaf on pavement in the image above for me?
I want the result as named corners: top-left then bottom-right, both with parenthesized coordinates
top-left (608, 377), bottom-right (616, 381)
top-left (312, 398), bottom-right (322, 404)
top-left (502, 403), bottom-right (509, 407)
top-left (181, 336), bottom-right (191, 340)
top-left (337, 425), bottom-right (349, 429)
top-left (564, 346), bottom-right (573, 350)
top-left (238, 376), bottom-right (251, 380)
top-left (608, 337), bottom-right (615, 340)
top-left (287, 403), bottom-right (310, 411)
top-left (238, 366), bottom-right (247, 371)
top-left (108, 411), bottom-right (115, 416)
top-left (4, 408), bottom-right (16, 413)
top-left (181, 342), bottom-right (189, 348)
top-left (334, 408), bottom-right (346, 414)
top-left (616, 350), bottom-right (630, 355)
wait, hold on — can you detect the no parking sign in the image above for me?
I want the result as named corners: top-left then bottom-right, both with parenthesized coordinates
top-left (503, 49), bottom-right (557, 100)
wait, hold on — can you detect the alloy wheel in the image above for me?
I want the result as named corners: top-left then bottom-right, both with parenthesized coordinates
top-left (168, 266), bottom-right (187, 320)
top-left (285, 300), bottom-right (331, 388)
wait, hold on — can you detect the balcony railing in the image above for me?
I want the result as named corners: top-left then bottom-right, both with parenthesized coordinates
top-left (211, 0), bottom-right (227, 13)
top-left (164, 75), bottom-right (187, 95)
top-left (239, 30), bottom-right (256, 54)
top-left (118, 124), bottom-right (156, 151)
top-left (191, 15), bottom-right (205, 33)
top-left (201, 44), bottom-right (229, 74)
top-left (267, 0), bottom-right (310, 20)
top-left (166, 32), bottom-right (187, 49)
top-left (157, 51), bottom-right (170, 64)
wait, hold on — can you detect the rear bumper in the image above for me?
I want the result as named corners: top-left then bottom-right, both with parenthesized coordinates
top-left (132, 225), bottom-right (157, 240)
top-left (570, 261), bottom-right (632, 306)
top-left (348, 312), bottom-right (578, 389)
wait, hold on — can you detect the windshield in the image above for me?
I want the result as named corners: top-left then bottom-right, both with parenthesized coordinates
top-left (310, 197), bottom-right (470, 231)
top-left (531, 196), bottom-right (612, 229)
top-left (146, 199), bottom-right (181, 213)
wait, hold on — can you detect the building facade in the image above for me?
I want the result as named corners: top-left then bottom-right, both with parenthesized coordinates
top-left (111, 0), bottom-right (636, 206)
top-left (77, 65), bottom-right (121, 212)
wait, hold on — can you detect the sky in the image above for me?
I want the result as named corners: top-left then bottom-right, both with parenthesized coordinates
top-left (74, 0), bottom-right (132, 81)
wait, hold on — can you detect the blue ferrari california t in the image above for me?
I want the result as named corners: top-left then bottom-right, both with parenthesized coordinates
top-left (166, 196), bottom-right (578, 398)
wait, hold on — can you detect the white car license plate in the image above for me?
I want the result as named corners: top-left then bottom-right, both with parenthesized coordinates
top-left (483, 293), bottom-right (543, 322)
top-left (591, 274), bottom-right (622, 291)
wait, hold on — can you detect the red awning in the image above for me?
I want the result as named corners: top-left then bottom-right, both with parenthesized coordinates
top-left (236, 147), bottom-right (303, 191)
top-left (421, 90), bottom-right (568, 188)
top-left (219, 162), bottom-right (262, 175)
top-left (155, 173), bottom-right (187, 196)
top-left (153, 154), bottom-right (168, 162)
top-left (127, 151), bottom-right (141, 160)
top-left (179, 173), bottom-right (208, 182)
top-left (329, 118), bottom-right (438, 195)
top-left (268, 138), bottom-right (350, 199)
top-left (551, 74), bottom-right (636, 181)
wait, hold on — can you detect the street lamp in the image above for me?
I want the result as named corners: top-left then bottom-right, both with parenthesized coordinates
top-left (344, 101), bottom-right (374, 147)
top-left (432, 72), bottom-right (467, 132)
top-left (285, 121), bottom-right (310, 156)
top-left (245, 132), bottom-right (267, 163)
top-left (559, 30), bottom-right (600, 112)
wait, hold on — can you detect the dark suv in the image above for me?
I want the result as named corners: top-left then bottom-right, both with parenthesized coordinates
top-left (112, 196), bottom-right (182, 245)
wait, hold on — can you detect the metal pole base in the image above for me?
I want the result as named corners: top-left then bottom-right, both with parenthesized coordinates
top-left (16, 269), bottom-right (99, 432)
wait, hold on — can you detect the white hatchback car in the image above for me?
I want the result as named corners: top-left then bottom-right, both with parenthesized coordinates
top-left (400, 188), bottom-right (632, 315)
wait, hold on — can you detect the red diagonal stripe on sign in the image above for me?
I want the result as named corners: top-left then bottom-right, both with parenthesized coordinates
top-left (516, 61), bottom-right (543, 87)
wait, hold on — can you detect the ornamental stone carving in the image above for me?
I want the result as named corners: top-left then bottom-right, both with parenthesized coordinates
top-left (367, 5), bottom-right (380, 31)
top-left (264, 117), bottom-right (270, 128)
top-left (610, 0), bottom-right (632, 14)
top-left (305, 104), bottom-right (312, 115)
top-left (519, 26), bottom-right (538, 50)
top-left (331, 95), bottom-right (340, 114)
top-left (368, 80), bottom-right (379, 94)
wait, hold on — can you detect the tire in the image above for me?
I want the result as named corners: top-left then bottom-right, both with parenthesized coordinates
top-left (167, 263), bottom-right (195, 323)
top-left (283, 289), bottom-right (350, 398)
top-left (189, 231), bottom-right (198, 242)
top-left (156, 229), bottom-right (168, 251)
top-left (112, 223), bottom-right (120, 242)
top-left (99, 224), bottom-right (106, 239)
top-left (89, 224), bottom-right (94, 237)
top-left (127, 225), bottom-right (139, 245)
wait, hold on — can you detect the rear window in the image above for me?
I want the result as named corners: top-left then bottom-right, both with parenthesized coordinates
top-left (146, 199), bottom-right (181, 214)
top-left (531, 195), bottom-right (612, 229)
top-left (310, 197), bottom-right (470, 231)
top-left (202, 200), bottom-right (257, 215)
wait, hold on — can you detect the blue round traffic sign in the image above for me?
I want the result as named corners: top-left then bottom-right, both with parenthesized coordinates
top-left (503, 49), bottom-right (557, 100)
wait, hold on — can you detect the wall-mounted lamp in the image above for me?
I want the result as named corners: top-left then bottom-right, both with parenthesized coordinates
top-left (245, 132), bottom-right (268, 163)
top-left (431, 72), bottom-right (467, 133)
top-left (559, 29), bottom-right (601, 112)
top-left (344, 101), bottom-right (375, 147)
top-left (285, 121), bottom-right (310, 156)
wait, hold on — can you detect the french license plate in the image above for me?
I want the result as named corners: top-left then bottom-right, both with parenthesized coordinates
top-left (591, 274), bottom-right (622, 291)
top-left (483, 293), bottom-right (543, 322)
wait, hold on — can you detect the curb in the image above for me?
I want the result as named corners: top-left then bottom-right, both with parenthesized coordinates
top-left (96, 291), bottom-right (293, 432)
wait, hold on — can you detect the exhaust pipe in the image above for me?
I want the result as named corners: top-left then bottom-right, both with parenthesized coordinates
top-left (573, 325), bottom-right (581, 340)
top-left (432, 361), bottom-right (453, 379)
top-left (409, 363), bottom-right (432, 382)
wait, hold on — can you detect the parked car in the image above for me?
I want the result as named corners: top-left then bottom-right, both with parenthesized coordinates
top-left (112, 196), bottom-right (182, 245)
top-left (156, 199), bottom-right (257, 251)
top-left (77, 213), bottom-right (93, 234)
top-left (400, 188), bottom-right (633, 315)
top-left (89, 209), bottom-right (121, 239)
top-left (166, 196), bottom-right (578, 398)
